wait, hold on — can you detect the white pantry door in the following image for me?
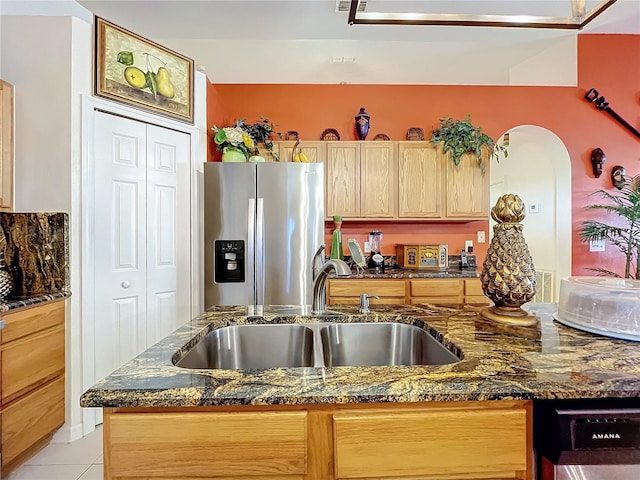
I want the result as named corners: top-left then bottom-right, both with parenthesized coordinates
top-left (145, 124), bottom-right (191, 346)
top-left (93, 112), bottom-right (148, 387)
top-left (92, 111), bottom-right (191, 399)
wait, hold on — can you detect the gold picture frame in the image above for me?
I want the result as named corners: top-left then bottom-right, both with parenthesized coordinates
top-left (94, 16), bottom-right (194, 123)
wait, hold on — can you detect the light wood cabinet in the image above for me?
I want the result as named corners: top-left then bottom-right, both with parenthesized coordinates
top-left (444, 149), bottom-right (490, 218)
top-left (327, 277), bottom-right (485, 307)
top-left (326, 142), bottom-right (361, 218)
top-left (102, 400), bottom-right (532, 480)
top-left (408, 278), bottom-right (464, 305)
top-left (327, 278), bottom-right (405, 305)
top-left (325, 141), bottom-right (396, 220)
top-left (276, 140), bottom-right (326, 164)
top-left (333, 403), bottom-right (529, 479)
top-left (0, 79), bottom-right (14, 211)
top-left (0, 300), bottom-right (66, 476)
top-left (106, 410), bottom-right (307, 478)
top-left (359, 142), bottom-right (396, 218)
top-left (464, 277), bottom-right (491, 305)
top-left (276, 140), bottom-right (489, 221)
top-left (398, 141), bottom-right (441, 218)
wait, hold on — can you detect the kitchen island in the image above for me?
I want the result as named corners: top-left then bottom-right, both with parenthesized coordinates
top-left (81, 304), bottom-right (640, 480)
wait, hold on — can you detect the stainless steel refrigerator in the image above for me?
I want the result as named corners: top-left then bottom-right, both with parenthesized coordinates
top-left (204, 162), bottom-right (325, 307)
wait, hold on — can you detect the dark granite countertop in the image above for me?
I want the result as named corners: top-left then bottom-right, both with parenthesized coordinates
top-left (0, 291), bottom-right (71, 312)
top-left (80, 303), bottom-right (640, 408)
top-left (345, 268), bottom-right (479, 279)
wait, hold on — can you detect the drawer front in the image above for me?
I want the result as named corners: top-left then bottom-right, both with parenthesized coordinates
top-left (1, 322), bottom-right (65, 403)
top-left (1, 300), bottom-right (64, 343)
top-left (328, 296), bottom-right (401, 306)
top-left (333, 406), bottom-right (527, 479)
top-left (409, 296), bottom-right (463, 306)
top-left (328, 279), bottom-right (405, 298)
top-left (465, 278), bottom-right (485, 296)
top-left (1, 375), bottom-right (65, 467)
top-left (107, 411), bottom-right (308, 477)
top-left (466, 295), bottom-right (491, 305)
top-left (409, 278), bottom-right (462, 297)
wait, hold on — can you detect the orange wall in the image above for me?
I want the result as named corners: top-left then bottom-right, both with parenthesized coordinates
top-left (207, 34), bottom-right (640, 274)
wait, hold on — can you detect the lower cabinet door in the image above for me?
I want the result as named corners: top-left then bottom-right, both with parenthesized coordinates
top-left (1, 375), bottom-right (65, 468)
top-left (333, 405), bottom-right (528, 479)
top-left (106, 410), bottom-right (308, 478)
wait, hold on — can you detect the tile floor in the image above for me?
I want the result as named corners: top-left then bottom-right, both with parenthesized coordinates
top-left (5, 427), bottom-right (103, 480)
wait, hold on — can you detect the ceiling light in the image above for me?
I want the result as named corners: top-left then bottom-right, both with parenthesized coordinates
top-left (347, 0), bottom-right (617, 30)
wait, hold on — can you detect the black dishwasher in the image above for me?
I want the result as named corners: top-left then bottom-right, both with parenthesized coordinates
top-left (539, 407), bottom-right (640, 480)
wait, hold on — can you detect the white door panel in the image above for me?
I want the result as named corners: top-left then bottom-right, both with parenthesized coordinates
top-left (94, 112), bottom-right (147, 385)
top-left (146, 125), bottom-right (190, 345)
top-left (113, 296), bottom-right (145, 366)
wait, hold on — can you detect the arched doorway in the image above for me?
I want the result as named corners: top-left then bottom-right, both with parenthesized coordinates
top-left (490, 125), bottom-right (571, 302)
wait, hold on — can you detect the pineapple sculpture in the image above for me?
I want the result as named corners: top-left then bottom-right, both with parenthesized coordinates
top-left (480, 194), bottom-right (540, 339)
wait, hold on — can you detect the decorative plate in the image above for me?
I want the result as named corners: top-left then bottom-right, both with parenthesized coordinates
top-left (285, 131), bottom-right (299, 141)
top-left (373, 133), bottom-right (390, 141)
top-left (406, 127), bottom-right (425, 141)
top-left (321, 128), bottom-right (340, 141)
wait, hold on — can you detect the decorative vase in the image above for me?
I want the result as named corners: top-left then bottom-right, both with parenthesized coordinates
top-left (330, 216), bottom-right (344, 260)
top-left (479, 194), bottom-right (540, 339)
top-left (354, 107), bottom-right (370, 141)
top-left (221, 148), bottom-right (247, 163)
top-left (0, 236), bottom-right (13, 300)
top-left (248, 155), bottom-right (265, 163)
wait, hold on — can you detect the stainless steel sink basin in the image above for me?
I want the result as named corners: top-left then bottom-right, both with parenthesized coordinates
top-left (175, 324), bottom-right (314, 369)
top-left (175, 321), bottom-right (459, 370)
top-left (320, 322), bottom-right (459, 367)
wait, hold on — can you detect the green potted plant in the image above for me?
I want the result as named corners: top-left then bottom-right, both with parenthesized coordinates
top-left (579, 174), bottom-right (640, 279)
top-left (211, 120), bottom-right (254, 162)
top-left (430, 115), bottom-right (507, 173)
top-left (242, 116), bottom-right (282, 162)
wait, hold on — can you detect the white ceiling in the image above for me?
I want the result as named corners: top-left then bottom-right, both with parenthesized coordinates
top-left (72, 0), bottom-right (640, 85)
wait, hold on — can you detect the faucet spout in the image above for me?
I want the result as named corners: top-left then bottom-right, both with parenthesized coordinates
top-left (312, 258), bottom-right (351, 314)
top-left (312, 244), bottom-right (326, 281)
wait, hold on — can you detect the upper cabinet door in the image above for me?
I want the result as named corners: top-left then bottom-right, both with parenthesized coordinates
top-left (276, 141), bottom-right (326, 164)
top-left (397, 142), bottom-right (441, 218)
top-left (326, 142), bottom-right (360, 219)
top-left (444, 150), bottom-right (490, 218)
top-left (360, 142), bottom-right (396, 218)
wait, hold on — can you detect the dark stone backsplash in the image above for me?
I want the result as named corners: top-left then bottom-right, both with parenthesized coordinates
top-left (339, 254), bottom-right (478, 271)
top-left (0, 213), bottom-right (69, 297)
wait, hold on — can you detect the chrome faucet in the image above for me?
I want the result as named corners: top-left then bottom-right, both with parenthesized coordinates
top-left (312, 244), bottom-right (326, 281)
top-left (312, 258), bottom-right (351, 314)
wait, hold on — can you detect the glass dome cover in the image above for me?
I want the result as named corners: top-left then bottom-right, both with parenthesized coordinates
top-left (556, 276), bottom-right (640, 341)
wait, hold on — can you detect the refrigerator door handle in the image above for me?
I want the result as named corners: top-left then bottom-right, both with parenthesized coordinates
top-left (256, 197), bottom-right (265, 306)
top-left (247, 198), bottom-right (256, 305)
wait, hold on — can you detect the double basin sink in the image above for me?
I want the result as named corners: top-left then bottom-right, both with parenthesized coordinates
top-left (175, 321), bottom-right (460, 370)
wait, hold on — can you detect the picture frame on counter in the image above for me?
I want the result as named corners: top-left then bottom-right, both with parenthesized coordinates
top-left (94, 16), bottom-right (194, 123)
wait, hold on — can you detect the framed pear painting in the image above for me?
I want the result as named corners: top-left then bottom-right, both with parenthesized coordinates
top-left (94, 17), bottom-right (194, 123)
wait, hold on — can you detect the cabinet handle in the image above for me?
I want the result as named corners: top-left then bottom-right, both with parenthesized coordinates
top-left (121, 281), bottom-right (131, 289)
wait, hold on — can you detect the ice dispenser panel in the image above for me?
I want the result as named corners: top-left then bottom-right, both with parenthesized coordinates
top-left (214, 240), bottom-right (245, 283)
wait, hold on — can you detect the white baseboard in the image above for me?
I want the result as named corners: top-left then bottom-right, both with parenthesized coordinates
top-left (51, 423), bottom-right (84, 443)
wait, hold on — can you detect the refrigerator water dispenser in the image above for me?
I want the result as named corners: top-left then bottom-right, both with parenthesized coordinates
top-left (214, 240), bottom-right (245, 283)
